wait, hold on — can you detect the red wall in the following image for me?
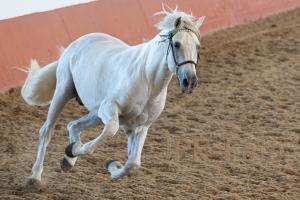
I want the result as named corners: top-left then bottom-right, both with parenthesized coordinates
top-left (0, 0), bottom-right (299, 92)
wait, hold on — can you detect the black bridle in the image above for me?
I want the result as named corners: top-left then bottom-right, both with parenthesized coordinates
top-left (160, 27), bottom-right (201, 75)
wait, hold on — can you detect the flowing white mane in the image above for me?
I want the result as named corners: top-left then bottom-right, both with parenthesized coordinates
top-left (155, 5), bottom-right (196, 31)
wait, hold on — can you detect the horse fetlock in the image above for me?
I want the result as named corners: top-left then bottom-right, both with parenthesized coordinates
top-left (127, 162), bottom-right (141, 170)
top-left (65, 142), bottom-right (76, 157)
top-left (125, 162), bottom-right (141, 176)
top-left (31, 164), bottom-right (43, 181)
top-left (25, 176), bottom-right (44, 191)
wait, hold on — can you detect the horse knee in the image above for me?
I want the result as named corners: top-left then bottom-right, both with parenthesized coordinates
top-left (107, 119), bottom-right (119, 137)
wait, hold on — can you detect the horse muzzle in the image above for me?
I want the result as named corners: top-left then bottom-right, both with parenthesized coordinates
top-left (179, 74), bottom-right (198, 94)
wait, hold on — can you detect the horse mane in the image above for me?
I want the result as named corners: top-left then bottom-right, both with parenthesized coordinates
top-left (155, 5), bottom-right (196, 31)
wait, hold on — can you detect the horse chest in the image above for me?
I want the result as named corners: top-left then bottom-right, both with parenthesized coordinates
top-left (119, 99), bottom-right (164, 129)
top-left (119, 103), bottom-right (149, 127)
top-left (119, 112), bottom-right (148, 129)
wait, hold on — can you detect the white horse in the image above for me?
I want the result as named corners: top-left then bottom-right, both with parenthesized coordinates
top-left (21, 8), bottom-right (205, 187)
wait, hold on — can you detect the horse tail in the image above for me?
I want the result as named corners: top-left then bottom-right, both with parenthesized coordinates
top-left (21, 59), bottom-right (58, 106)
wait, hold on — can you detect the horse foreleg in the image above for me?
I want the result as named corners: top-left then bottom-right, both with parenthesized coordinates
top-left (66, 99), bottom-right (119, 157)
top-left (61, 112), bottom-right (101, 172)
top-left (106, 126), bottom-right (149, 180)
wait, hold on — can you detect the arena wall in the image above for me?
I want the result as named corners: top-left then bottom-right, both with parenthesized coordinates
top-left (0, 0), bottom-right (299, 92)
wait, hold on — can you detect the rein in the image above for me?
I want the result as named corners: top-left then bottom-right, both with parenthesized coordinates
top-left (160, 27), bottom-right (200, 75)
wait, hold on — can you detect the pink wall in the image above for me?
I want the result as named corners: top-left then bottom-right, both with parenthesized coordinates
top-left (0, 0), bottom-right (299, 92)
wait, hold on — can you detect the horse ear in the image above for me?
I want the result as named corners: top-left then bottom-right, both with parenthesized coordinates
top-left (195, 16), bottom-right (206, 29)
top-left (174, 17), bottom-right (181, 28)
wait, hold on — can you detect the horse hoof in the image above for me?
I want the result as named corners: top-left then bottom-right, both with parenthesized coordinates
top-left (105, 160), bottom-right (116, 169)
top-left (106, 160), bottom-right (123, 171)
top-left (65, 142), bottom-right (76, 158)
top-left (25, 177), bottom-right (43, 191)
top-left (60, 156), bottom-right (74, 172)
top-left (106, 160), bottom-right (125, 181)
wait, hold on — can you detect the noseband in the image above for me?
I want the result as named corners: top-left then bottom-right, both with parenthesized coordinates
top-left (160, 26), bottom-right (201, 75)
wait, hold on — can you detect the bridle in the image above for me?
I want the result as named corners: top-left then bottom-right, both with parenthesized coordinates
top-left (160, 26), bottom-right (201, 75)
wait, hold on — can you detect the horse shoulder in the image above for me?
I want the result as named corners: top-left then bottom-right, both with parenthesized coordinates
top-left (145, 88), bottom-right (168, 124)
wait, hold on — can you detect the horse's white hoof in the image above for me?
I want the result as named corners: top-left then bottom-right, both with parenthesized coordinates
top-left (106, 160), bottom-right (124, 180)
top-left (106, 160), bottom-right (123, 171)
top-left (25, 177), bottom-right (43, 191)
top-left (60, 155), bottom-right (77, 172)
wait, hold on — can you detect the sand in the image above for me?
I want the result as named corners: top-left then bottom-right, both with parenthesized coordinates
top-left (0, 8), bottom-right (299, 200)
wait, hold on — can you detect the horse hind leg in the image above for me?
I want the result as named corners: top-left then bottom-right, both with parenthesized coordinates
top-left (26, 77), bottom-right (75, 188)
top-left (61, 112), bottom-right (101, 172)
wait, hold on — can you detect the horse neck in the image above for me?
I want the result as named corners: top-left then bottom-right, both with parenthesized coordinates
top-left (141, 35), bottom-right (173, 97)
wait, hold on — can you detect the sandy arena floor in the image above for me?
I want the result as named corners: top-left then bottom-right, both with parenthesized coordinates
top-left (0, 8), bottom-right (299, 200)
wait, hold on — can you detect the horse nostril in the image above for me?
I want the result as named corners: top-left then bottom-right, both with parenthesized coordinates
top-left (183, 78), bottom-right (189, 87)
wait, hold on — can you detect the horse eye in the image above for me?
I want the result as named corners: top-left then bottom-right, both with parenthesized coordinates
top-left (196, 45), bottom-right (200, 52)
top-left (174, 41), bottom-right (181, 48)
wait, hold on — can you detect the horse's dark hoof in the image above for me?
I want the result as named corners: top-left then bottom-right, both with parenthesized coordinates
top-left (25, 177), bottom-right (44, 192)
top-left (60, 156), bottom-right (74, 172)
top-left (65, 142), bottom-right (76, 158)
